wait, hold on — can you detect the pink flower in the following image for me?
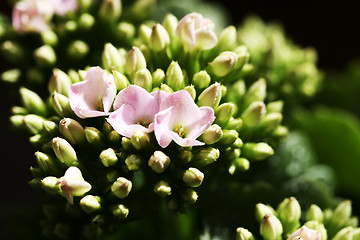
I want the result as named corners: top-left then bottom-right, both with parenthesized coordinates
top-left (287, 226), bottom-right (321, 240)
top-left (50, 0), bottom-right (77, 16)
top-left (12, 0), bottom-right (54, 33)
top-left (107, 85), bottom-right (169, 138)
top-left (69, 67), bottom-right (117, 118)
top-left (57, 166), bottom-right (92, 204)
top-left (176, 12), bottom-right (217, 51)
top-left (154, 90), bottom-right (215, 148)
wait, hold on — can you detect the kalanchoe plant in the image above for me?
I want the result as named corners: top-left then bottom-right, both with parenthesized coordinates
top-left (236, 197), bottom-right (359, 240)
top-left (9, 12), bottom-right (289, 238)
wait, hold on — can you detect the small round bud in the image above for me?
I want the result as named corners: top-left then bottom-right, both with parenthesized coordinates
top-left (111, 177), bottom-right (132, 199)
top-left (112, 204), bottom-right (129, 220)
top-left (260, 214), bottom-right (283, 240)
top-left (148, 151), bottom-right (170, 173)
top-left (236, 227), bottom-right (255, 240)
top-left (197, 82), bottom-right (222, 108)
top-left (183, 167), bottom-right (204, 188)
top-left (165, 61), bottom-right (184, 91)
top-left (125, 154), bottom-right (142, 171)
top-left (80, 195), bottom-right (101, 214)
top-left (99, 148), bottom-right (118, 167)
top-left (59, 118), bottom-right (85, 145)
top-left (201, 124), bottom-right (223, 144)
top-left (154, 180), bottom-right (172, 198)
top-left (51, 137), bottom-right (78, 166)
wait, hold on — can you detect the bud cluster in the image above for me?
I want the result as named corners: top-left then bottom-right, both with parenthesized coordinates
top-left (237, 197), bottom-right (359, 240)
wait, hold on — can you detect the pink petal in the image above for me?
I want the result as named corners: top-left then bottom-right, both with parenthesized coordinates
top-left (169, 131), bottom-right (204, 147)
top-left (154, 107), bottom-right (174, 148)
top-left (195, 27), bottom-right (218, 50)
top-left (186, 106), bottom-right (215, 139)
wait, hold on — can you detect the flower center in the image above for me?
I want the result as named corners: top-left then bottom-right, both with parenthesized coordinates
top-left (136, 117), bottom-right (151, 127)
top-left (174, 125), bottom-right (187, 138)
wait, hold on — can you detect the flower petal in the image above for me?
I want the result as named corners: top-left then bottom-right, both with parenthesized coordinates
top-left (154, 107), bottom-right (174, 148)
top-left (169, 131), bottom-right (205, 147)
top-left (186, 106), bottom-right (215, 139)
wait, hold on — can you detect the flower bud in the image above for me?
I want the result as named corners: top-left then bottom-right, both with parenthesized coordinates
top-left (23, 114), bottom-right (45, 134)
top-left (102, 43), bottom-right (124, 72)
top-left (108, 130), bottom-right (121, 145)
top-left (51, 91), bottom-right (73, 117)
top-left (85, 127), bottom-right (104, 148)
top-left (133, 69), bottom-right (152, 92)
top-left (1, 69), bottom-right (21, 83)
top-left (48, 69), bottom-right (72, 96)
top-left (112, 204), bottom-right (129, 220)
top-left (126, 47), bottom-right (147, 76)
top-left (193, 70), bottom-right (211, 90)
top-left (43, 120), bottom-right (57, 135)
top-left (267, 100), bottom-right (284, 113)
top-left (154, 180), bottom-right (172, 198)
top-left (228, 118), bottom-right (243, 132)
top-left (130, 130), bottom-right (150, 150)
top-left (209, 51), bottom-right (238, 77)
top-left (178, 150), bottom-right (193, 164)
top-left (165, 61), bottom-right (184, 91)
top-left (99, 148), bottom-right (118, 167)
top-left (329, 200), bottom-right (352, 232)
top-left (51, 137), bottom-right (78, 166)
top-left (215, 102), bottom-right (235, 125)
top-left (241, 101), bottom-right (266, 127)
top-left (35, 151), bottom-right (61, 175)
top-left (201, 124), bottom-right (223, 144)
top-left (183, 167), bottom-right (204, 188)
top-left (162, 13), bottom-right (178, 38)
top-left (243, 78), bottom-right (267, 108)
top-left (1, 40), bottom-right (24, 62)
top-left (333, 227), bottom-right (353, 240)
top-left (99, 0), bottom-right (122, 22)
top-left (10, 115), bottom-right (24, 129)
top-left (112, 70), bottom-right (130, 91)
top-left (111, 177), bottom-right (132, 199)
top-left (41, 176), bottom-right (61, 195)
top-left (67, 40), bottom-right (89, 60)
top-left (160, 83), bottom-right (173, 93)
top-left (260, 214), bottom-right (283, 240)
top-left (219, 129), bottom-right (238, 145)
top-left (125, 154), bottom-right (142, 171)
top-left (116, 22), bottom-right (136, 42)
top-left (152, 68), bottom-right (165, 88)
top-left (78, 13), bottom-right (95, 31)
top-left (181, 188), bottom-right (198, 204)
top-left (193, 148), bottom-right (220, 168)
top-left (304, 221), bottom-right (327, 240)
top-left (228, 158), bottom-right (250, 175)
top-left (59, 118), bottom-right (85, 145)
top-left (236, 227), bottom-right (255, 240)
top-left (184, 85), bottom-right (196, 100)
top-left (257, 113), bottom-right (283, 134)
top-left (197, 82), bottom-right (222, 108)
top-left (217, 26), bottom-right (237, 51)
top-left (80, 195), bottom-right (101, 214)
top-left (138, 24), bottom-right (152, 45)
top-left (34, 45), bottom-right (56, 67)
top-left (288, 226), bottom-right (321, 240)
top-left (277, 197), bottom-right (301, 233)
top-left (148, 151), bottom-right (170, 173)
top-left (242, 142), bottom-right (274, 161)
top-left (307, 204), bottom-right (324, 223)
top-left (20, 87), bottom-right (47, 116)
top-left (255, 203), bottom-right (276, 223)
top-left (150, 23), bottom-right (170, 51)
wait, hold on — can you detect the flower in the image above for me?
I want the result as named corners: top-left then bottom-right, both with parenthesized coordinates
top-left (57, 166), bottom-right (92, 204)
top-left (154, 90), bottom-right (215, 148)
top-left (176, 12), bottom-right (217, 51)
top-left (107, 85), bottom-right (168, 138)
top-left (12, 0), bottom-right (54, 33)
top-left (50, 0), bottom-right (77, 16)
top-left (69, 66), bottom-right (117, 118)
top-left (287, 226), bottom-right (321, 240)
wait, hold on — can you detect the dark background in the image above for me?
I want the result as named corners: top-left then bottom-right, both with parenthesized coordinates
top-left (1, 2), bottom-right (360, 238)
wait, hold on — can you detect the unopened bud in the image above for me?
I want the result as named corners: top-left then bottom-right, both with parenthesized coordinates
top-left (193, 70), bottom-right (211, 90)
top-left (67, 40), bottom-right (89, 60)
top-left (59, 118), bottom-right (85, 145)
top-left (41, 176), bottom-right (61, 195)
top-left (219, 129), bottom-right (238, 145)
top-left (217, 26), bottom-right (237, 51)
top-left (34, 45), bottom-right (56, 67)
top-left (80, 195), bottom-right (101, 214)
top-left (193, 147), bottom-right (220, 168)
top-left (277, 197), bottom-right (301, 233)
top-left (150, 23), bottom-right (170, 51)
top-left (181, 188), bottom-right (198, 204)
top-left (35, 151), bottom-right (61, 175)
top-left (241, 101), bottom-right (266, 127)
top-left (126, 47), bottom-right (146, 76)
top-left (51, 137), bottom-right (78, 166)
top-left (78, 13), bottom-right (95, 30)
top-left (20, 87), bottom-right (47, 116)
top-left (304, 221), bottom-right (327, 240)
top-left (215, 103), bottom-right (235, 125)
top-left (148, 151), bottom-right (170, 173)
top-left (112, 70), bottom-right (130, 91)
top-left (209, 51), bottom-right (238, 77)
top-left (99, 148), bottom-right (118, 167)
top-left (111, 177), bottom-right (132, 199)
top-left (48, 69), bottom-right (72, 96)
top-left (256, 203), bottom-right (276, 223)
top-left (236, 227), bottom-right (255, 240)
top-left (116, 22), bottom-right (136, 42)
top-left (307, 204), bottom-right (324, 223)
top-left (1, 68), bottom-right (21, 83)
top-left (23, 114), bottom-right (45, 134)
top-left (1, 40), bottom-right (24, 62)
top-left (162, 13), bottom-right (178, 37)
top-left (102, 43), bottom-right (124, 72)
top-left (51, 91), bottom-right (73, 117)
top-left (43, 120), bottom-right (58, 136)
top-left (154, 180), bottom-right (171, 198)
top-left (183, 167), bottom-right (204, 188)
top-left (85, 127), bottom-right (104, 147)
top-left (125, 154), bottom-right (142, 171)
top-left (260, 214), bottom-right (283, 240)
top-left (242, 142), bottom-right (274, 161)
top-left (112, 204), bottom-right (129, 220)
top-left (152, 69), bottom-right (165, 87)
top-left (228, 158), bottom-right (250, 175)
top-left (108, 130), bottom-right (121, 145)
top-left (41, 30), bottom-right (58, 46)
top-left (133, 69), bottom-right (152, 92)
top-left (99, 0), bottom-right (122, 22)
top-left (160, 83), bottom-right (173, 93)
top-left (197, 82), bottom-right (222, 108)
top-left (165, 61), bottom-right (184, 91)
top-left (201, 124), bottom-right (223, 144)
top-left (267, 100), bottom-right (284, 113)
top-left (184, 85), bottom-right (196, 100)
top-left (244, 78), bottom-right (267, 107)
top-left (333, 227), bottom-right (353, 240)
top-left (130, 130), bottom-right (150, 150)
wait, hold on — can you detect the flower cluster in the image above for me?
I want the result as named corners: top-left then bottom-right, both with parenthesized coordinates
top-left (236, 197), bottom-right (359, 240)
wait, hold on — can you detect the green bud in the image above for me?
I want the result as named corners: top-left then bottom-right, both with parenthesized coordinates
top-left (241, 101), bottom-right (266, 127)
top-left (116, 21), bottom-right (136, 42)
top-left (183, 167), bottom-right (204, 188)
top-left (67, 40), bottom-right (89, 60)
top-left (267, 100), bottom-right (284, 113)
top-left (232, 138), bottom-right (244, 148)
top-left (35, 151), bottom-right (61, 175)
top-left (34, 45), bottom-right (56, 67)
top-left (242, 142), bottom-right (274, 161)
top-left (277, 197), bottom-right (301, 233)
top-left (329, 200), bottom-right (352, 232)
top-left (51, 137), bottom-right (78, 166)
top-left (150, 23), bottom-right (170, 51)
top-left (260, 214), bottom-right (283, 240)
top-left (99, 0), bottom-right (122, 22)
top-left (304, 221), bottom-right (327, 240)
top-left (1, 40), bottom-right (24, 62)
top-left (9, 115), bottom-right (24, 129)
top-left (148, 151), bottom-right (170, 173)
top-left (243, 78), bottom-right (267, 108)
top-left (209, 51), bottom-right (238, 77)
top-left (228, 118), bottom-right (243, 132)
top-left (255, 203), bottom-right (276, 223)
top-left (160, 83), bottom-right (173, 93)
top-left (228, 158), bottom-right (250, 175)
top-left (85, 127), bottom-right (104, 147)
top-left (42, 120), bottom-right (57, 135)
top-left (234, 45), bottom-right (250, 69)
top-left (307, 204), bottom-right (324, 222)
top-left (178, 150), bottom-right (193, 164)
top-left (201, 124), bottom-right (223, 144)
top-left (219, 129), bottom-right (238, 145)
top-left (111, 177), bottom-right (132, 199)
top-left (51, 91), bottom-right (73, 117)
top-left (112, 204), bottom-right (129, 220)
top-left (215, 102), bottom-right (235, 125)
top-left (48, 69), bottom-right (72, 96)
top-left (193, 148), bottom-right (220, 168)
top-left (78, 13), bottom-right (95, 30)
top-left (11, 106), bottom-right (28, 115)
top-left (193, 70), bottom-right (211, 90)
top-left (126, 47), bottom-right (147, 77)
top-left (257, 113), bottom-right (283, 134)
top-left (165, 61), bottom-right (184, 91)
top-left (112, 70), bottom-right (130, 91)
top-left (20, 87), bottom-right (47, 116)
top-left (217, 26), bottom-right (237, 51)
top-left (130, 130), bottom-right (150, 150)
top-left (181, 188), bottom-right (198, 204)
top-left (197, 82), bottom-right (222, 108)
top-left (29, 134), bottom-right (46, 146)
top-left (125, 154), bottom-right (142, 171)
top-left (1, 68), bottom-right (21, 83)
top-left (23, 114), bottom-right (45, 134)
top-left (154, 180), bottom-right (172, 198)
top-left (41, 176), bottom-right (61, 195)
top-left (99, 148), bottom-right (118, 167)
top-left (26, 68), bottom-right (44, 85)
top-left (333, 227), bottom-right (353, 240)
top-left (227, 80), bottom-right (246, 103)
top-left (121, 137), bottom-right (133, 151)
top-left (102, 43), bottom-right (124, 72)
top-left (152, 69), bottom-right (165, 88)
top-left (236, 227), bottom-right (255, 240)
top-left (133, 69), bottom-right (152, 92)
top-left (59, 118), bottom-right (85, 145)
top-left (80, 195), bottom-right (101, 214)
top-left (162, 13), bottom-right (178, 38)
top-left (138, 24), bottom-right (152, 45)
top-left (108, 130), bottom-right (121, 145)
top-left (41, 30), bottom-right (58, 46)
